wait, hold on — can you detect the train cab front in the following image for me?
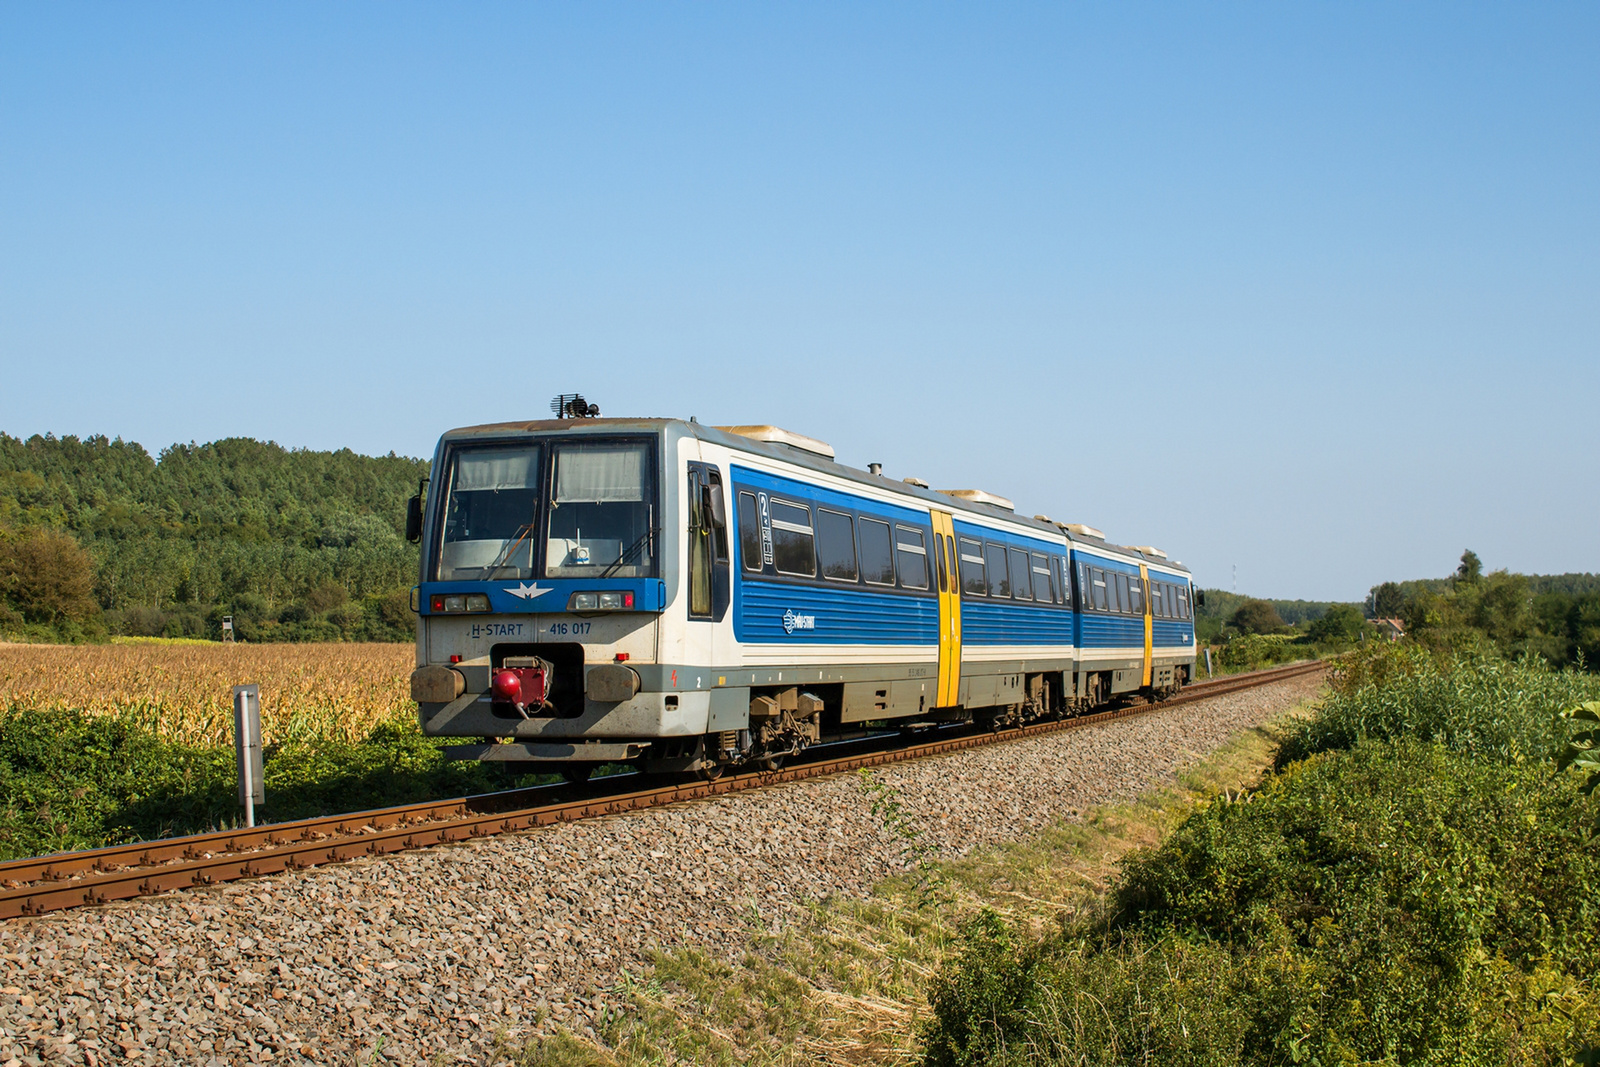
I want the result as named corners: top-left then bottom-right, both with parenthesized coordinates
top-left (407, 427), bottom-right (691, 769)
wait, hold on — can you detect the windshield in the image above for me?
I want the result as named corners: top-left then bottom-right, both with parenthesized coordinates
top-left (438, 445), bottom-right (543, 581)
top-left (434, 438), bottom-right (656, 582)
top-left (546, 441), bottom-right (654, 578)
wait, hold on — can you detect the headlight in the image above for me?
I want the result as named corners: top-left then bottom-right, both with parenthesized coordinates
top-left (443, 595), bottom-right (466, 612)
top-left (465, 594), bottom-right (491, 612)
top-left (598, 592), bottom-right (626, 610)
top-left (568, 592), bottom-right (599, 611)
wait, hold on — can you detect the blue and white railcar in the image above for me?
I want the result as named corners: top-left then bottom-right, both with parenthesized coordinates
top-left (406, 417), bottom-right (1193, 777)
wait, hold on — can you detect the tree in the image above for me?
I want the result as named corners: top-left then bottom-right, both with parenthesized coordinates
top-left (1230, 598), bottom-right (1286, 635)
top-left (1308, 603), bottom-right (1366, 643)
top-left (0, 528), bottom-right (103, 629)
top-left (1369, 581), bottom-right (1406, 619)
top-left (1455, 549), bottom-right (1483, 586)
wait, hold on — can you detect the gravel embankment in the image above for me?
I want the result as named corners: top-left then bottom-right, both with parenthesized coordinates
top-left (0, 675), bottom-right (1321, 1066)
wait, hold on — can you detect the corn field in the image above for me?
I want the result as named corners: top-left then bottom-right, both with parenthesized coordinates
top-left (0, 640), bottom-right (415, 746)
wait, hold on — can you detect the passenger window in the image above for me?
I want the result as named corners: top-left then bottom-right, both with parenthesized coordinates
top-left (860, 518), bottom-right (895, 585)
top-left (984, 542), bottom-right (1011, 597)
top-left (816, 508), bottom-right (858, 582)
top-left (1152, 583), bottom-right (1165, 618)
top-left (769, 499), bottom-right (816, 577)
top-left (959, 538), bottom-right (987, 596)
top-left (1091, 567), bottom-right (1109, 611)
top-left (1031, 553), bottom-right (1053, 603)
top-left (1179, 586), bottom-right (1190, 619)
top-left (1129, 575), bottom-right (1145, 615)
top-left (737, 492), bottom-right (762, 572)
top-left (896, 527), bottom-right (930, 590)
top-left (1115, 573), bottom-right (1130, 614)
top-left (1008, 548), bottom-right (1032, 600)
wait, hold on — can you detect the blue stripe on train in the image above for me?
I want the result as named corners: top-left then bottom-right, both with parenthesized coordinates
top-left (1153, 620), bottom-right (1195, 648)
top-left (1077, 614), bottom-right (1145, 649)
top-left (735, 579), bottom-right (938, 644)
top-left (960, 599), bottom-right (1074, 646)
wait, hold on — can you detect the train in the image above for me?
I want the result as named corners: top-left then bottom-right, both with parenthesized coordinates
top-left (405, 410), bottom-right (1197, 779)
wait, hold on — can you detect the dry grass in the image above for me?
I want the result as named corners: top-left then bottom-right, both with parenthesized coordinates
top-left (0, 640), bottom-right (415, 746)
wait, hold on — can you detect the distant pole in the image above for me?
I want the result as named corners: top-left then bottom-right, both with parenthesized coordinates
top-left (1204, 647), bottom-right (1214, 678)
top-left (232, 685), bottom-right (264, 828)
top-left (1232, 564), bottom-right (1237, 594)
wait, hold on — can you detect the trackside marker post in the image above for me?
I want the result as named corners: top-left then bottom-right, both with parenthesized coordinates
top-left (232, 684), bottom-right (264, 828)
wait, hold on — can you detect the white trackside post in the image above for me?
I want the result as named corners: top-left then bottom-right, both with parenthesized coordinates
top-left (232, 684), bottom-right (264, 828)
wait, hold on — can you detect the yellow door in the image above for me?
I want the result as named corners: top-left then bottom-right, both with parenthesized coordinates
top-left (931, 511), bottom-right (962, 707)
top-left (1139, 564), bottom-right (1154, 687)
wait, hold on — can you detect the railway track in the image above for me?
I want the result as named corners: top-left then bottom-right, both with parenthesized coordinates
top-left (0, 660), bottom-right (1325, 921)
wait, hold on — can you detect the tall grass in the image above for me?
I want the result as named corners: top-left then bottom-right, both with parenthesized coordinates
top-left (0, 640), bottom-right (414, 745)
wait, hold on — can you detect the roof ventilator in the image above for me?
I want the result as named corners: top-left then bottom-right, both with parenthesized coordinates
top-left (938, 489), bottom-right (1016, 512)
top-left (716, 425), bottom-right (836, 460)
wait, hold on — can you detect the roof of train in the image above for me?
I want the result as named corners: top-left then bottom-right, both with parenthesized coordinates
top-left (438, 416), bottom-right (1190, 574)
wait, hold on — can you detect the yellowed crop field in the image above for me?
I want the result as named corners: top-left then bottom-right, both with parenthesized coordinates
top-left (0, 640), bottom-right (415, 746)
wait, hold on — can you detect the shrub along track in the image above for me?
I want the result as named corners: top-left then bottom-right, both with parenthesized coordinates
top-left (0, 661), bottom-right (1324, 920)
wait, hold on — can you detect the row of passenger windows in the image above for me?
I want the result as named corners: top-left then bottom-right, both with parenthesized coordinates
top-left (735, 490), bottom-right (1191, 615)
top-left (956, 538), bottom-right (1066, 603)
top-left (738, 492), bottom-right (932, 590)
top-left (1076, 564), bottom-right (1193, 619)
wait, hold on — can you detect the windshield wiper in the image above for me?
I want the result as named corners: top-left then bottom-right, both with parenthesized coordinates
top-left (601, 525), bottom-right (661, 578)
top-left (484, 523), bottom-right (536, 580)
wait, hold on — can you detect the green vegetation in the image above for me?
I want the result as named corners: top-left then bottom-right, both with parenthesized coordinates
top-left (920, 643), bottom-right (1600, 1066)
top-left (1366, 551), bottom-right (1600, 671)
top-left (510, 708), bottom-right (1307, 1066)
top-left (0, 705), bottom-right (547, 860)
top-left (0, 432), bottom-right (426, 643)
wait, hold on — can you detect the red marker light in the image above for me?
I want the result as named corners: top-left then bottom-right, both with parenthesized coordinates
top-left (449, 654), bottom-right (462, 663)
top-left (430, 595), bottom-right (445, 612)
top-left (622, 591), bottom-right (634, 609)
top-left (614, 652), bottom-right (630, 662)
top-left (491, 670), bottom-right (522, 703)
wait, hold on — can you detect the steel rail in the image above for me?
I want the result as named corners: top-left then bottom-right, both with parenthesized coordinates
top-left (0, 659), bottom-right (1324, 920)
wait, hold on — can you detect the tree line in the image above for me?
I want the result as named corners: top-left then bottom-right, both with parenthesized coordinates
top-left (0, 433), bottom-right (427, 642)
top-left (1366, 550), bottom-right (1600, 670)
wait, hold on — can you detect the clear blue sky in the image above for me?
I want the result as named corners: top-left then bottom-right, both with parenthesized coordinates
top-left (2, 4), bottom-right (1596, 601)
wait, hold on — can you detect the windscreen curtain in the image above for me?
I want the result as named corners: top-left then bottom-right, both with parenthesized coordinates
top-left (454, 448), bottom-right (539, 491)
top-left (555, 445), bottom-right (647, 503)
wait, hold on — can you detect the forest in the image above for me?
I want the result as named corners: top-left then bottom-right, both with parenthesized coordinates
top-left (0, 433), bottom-right (427, 642)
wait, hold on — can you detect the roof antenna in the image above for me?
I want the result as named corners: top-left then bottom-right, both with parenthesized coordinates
top-left (551, 393), bottom-right (600, 419)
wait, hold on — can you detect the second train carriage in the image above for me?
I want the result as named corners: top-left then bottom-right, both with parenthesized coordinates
top-left (406, 416), bottom-right (1196, 776)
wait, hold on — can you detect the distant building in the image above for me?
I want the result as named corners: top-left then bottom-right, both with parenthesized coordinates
top-left (1372, 617), bottom-right (1405, 642)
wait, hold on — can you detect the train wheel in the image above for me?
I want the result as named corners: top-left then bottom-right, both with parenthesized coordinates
top-left (760, 753), bottom-right (786, 772)
top-left (695, 761), bottom-right (725, 782)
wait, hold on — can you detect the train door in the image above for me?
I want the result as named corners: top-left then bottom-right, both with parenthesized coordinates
top-left (686, 461), bottom-right (730, 623)
top-left (930, 511), bottom-right (962, 707)
top-left (1139, 563), bottom-right (1153, 687)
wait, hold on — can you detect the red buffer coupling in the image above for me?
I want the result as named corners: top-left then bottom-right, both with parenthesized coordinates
top-left (490, 656), bottom-right (552, 718)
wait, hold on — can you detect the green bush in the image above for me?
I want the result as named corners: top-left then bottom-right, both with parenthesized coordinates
top-left (0, 705), bottom-right (542, 860)
top-left (1277, 642), bottom-right (1600, 769)
top-left (1216, 633), bottom-right (1303, 671)
top-left (921, 643), bottom-right (1600, 1066)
